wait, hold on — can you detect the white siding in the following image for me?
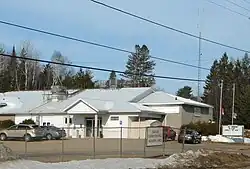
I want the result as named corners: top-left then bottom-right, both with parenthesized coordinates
top-left (102, 114), bottom-right (130, 138)
top-left (15, 114), bottom-right (68, 127)
top-left (148, 105), bottom-right (180, 114)
top-left (67, 101), bottom-right (97, 114)
top-left (15, 115), bottom-right (36, 124)
top-left (40, 115), bottom-right (67, 128)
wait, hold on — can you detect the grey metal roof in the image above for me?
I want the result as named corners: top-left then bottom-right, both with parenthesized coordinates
top-left (139, 91), bottom-right (213, 108)
top-left (139, 91), bottom-right (182, 104)
top-left (0, 89), bottom-right (80, 114)
top-left (0, 87), bottom-right (156, 114)
top-left (29, 87), bottom-right (154, 114)
top-left (0, 91), bottom-right (50, 114)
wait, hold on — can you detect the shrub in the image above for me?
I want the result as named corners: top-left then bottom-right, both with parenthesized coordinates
top-left (180, 121), bottom-right (217, 136)
top-left (21, 119), bottom-right (35, 124)
top-left (0, 120), bottom-right (15, 129)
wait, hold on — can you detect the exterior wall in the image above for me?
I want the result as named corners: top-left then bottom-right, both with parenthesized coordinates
top-left (0, 115), bottom-right (15, 122)
top-left (67, 101), bottom-right (96, 114)
top-left (15, 114), bottom-right (68, 127)
top-left (181, 105), bottom-right (213, 126)
top-left (102, 114), bottom-right (130, 138)
top-left (147, 105), bottom-right (182, 129)
top-left (15, 114), bottom-right (37, 124)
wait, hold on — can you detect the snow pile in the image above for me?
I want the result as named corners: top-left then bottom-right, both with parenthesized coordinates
top-left (203, 135), bottom-right (250, 144)
top-left (244, 137), bottom-right (250, 143)
top-left (207, 135), bottom-right (235, 143)
top-left (0, 143), bottom-right (19, 162)
top-left (201, 136), bottom-right (208, 142)
top-left (0, 149), bottom-right (213, 169)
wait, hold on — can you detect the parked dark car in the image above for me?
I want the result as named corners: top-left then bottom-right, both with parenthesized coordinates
top-left (41, 126), bottom-right (66, 140)
top-left (163, 126), bottom-right (176, 141)
top-left (178, 129), bottom-right (201, 144)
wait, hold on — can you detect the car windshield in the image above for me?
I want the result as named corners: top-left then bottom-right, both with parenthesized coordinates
top-left (186, 130), bottom-right (193, 134)
top-left (42, 126), bottom-right (59, 130)
top-left (31, 125), bottom-right (40, 128)
top-left (49, 126), bottom-right (59, 130)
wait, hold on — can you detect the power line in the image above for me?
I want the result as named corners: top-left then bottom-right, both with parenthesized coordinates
top-left (204, 0), bottom-right (250, 19)
top-left (0, 53), bottom-right (206, 82)
top-left (90, 0), bottom-right (250, 49)
top-left (0, 20), bottom-right (210, 71)
top-left (224, 0), bottom-right (250, 12)
top-left (243, 0), bottom-right (250, 5)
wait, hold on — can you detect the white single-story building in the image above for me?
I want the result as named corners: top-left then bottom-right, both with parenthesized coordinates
top-left (0, 86), bottom-right (213, 139)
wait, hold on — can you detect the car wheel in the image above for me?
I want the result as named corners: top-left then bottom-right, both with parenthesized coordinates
top-left (24, 134), bottom-right (31, 142)
top-left (46, 134), bottom-right (52, 140)
top-left (0, 133), bottom-right (7, 141)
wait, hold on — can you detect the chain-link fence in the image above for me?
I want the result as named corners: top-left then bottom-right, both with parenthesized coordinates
top-left (0, 126), bottom-right (189, 162)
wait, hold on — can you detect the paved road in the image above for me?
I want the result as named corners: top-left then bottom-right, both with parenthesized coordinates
top-left (1, 138), bottom-right (250, 162)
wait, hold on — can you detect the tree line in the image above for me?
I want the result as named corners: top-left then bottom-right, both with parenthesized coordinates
top-left (0, 42), bottom-right (156, 92)
top-left (1, 40), bottom-right (249, 127)
top-left (176, 52), bottom-right (250, 128)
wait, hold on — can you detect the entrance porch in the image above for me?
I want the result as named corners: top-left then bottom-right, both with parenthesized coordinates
top-left (68, 114), bottom-right (104, 138)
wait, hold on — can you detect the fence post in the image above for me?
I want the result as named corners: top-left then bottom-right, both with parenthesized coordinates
top-left (181, 127), bottom-right (187, 153)
top-left (93, 127), bottom-right (96, 159)
top-left (61, 127), bottom-right (64, 162)
top-left (120, 127), bottom-right (123, 158)
top-left (162, 126), bottom-right (165, 157)
top-left (144, 127), bottom-right (147, 158)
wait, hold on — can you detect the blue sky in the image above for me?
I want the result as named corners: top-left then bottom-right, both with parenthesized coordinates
top-left (0, 0), bottom-right (249, 94)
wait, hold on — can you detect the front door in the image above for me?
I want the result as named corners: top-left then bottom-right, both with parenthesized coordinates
top-left (86, 118), bottom-right (94, 137)
top-left (85, 117), bottom-right (102, 137)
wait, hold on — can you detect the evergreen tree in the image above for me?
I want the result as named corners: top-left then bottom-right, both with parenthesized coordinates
top-left (74, 68), bottom-right (95, 89)
top-left (106, 70), bottom-right (117, 88)
top-left (7, 46), bottom-right (18, 91)
top-left (203, 53), bottom-right (245, 126)
top-left (38, 64), bottom-right (53, 90)
top-left (123, 45), bottom-right (156, 87)
top-left (176, 86), bottom-right (193, 99)
top-left (18, 48), bottom-right (27, 90)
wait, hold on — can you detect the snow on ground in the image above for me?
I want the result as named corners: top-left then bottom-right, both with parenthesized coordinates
top-left (202, 135), bottom-right (250, 143)
top-left (0, 150), bottom-right (210, 169)
top-left (208, 135), bottom-right (235, 143)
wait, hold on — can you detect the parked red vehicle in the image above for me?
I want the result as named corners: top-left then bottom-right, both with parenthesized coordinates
top-left (163, 126), bottom-right (176, 141)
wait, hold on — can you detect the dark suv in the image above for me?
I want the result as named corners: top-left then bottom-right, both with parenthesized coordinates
top-left (178, 129), bottom-right (201, 144)
top-left (41, 126), bottom-right (66, 140)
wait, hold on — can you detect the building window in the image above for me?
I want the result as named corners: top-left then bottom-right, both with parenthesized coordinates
top-left (64, 118), bottom-right (67, 124)
top-left (201, 107), bottom-right (209, 114)
top-left (43, 122), bottom-right (46, 126)
top-left (69, 118), bottom-right (72, 124)
top-left (47, 122), bottom-right (50, 126)
top-left (194, 107), bottom-right (201, 114)
top-left (183, 105), bottom-right (194, 113)
top-left (110, 116), bottom-right (119, 121)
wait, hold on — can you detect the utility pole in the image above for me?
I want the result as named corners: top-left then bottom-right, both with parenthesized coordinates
top-left (232, 83), bottom-right (235, 125)
top-left (197, 31), bottom-right (202, 100)
top-left (219, 80), bottom-right (223, 135)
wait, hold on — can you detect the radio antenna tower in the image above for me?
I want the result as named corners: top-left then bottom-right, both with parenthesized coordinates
top-left (197, 7), bottom-right (204, 101)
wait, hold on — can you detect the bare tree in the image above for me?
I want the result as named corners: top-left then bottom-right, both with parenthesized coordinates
top-left (19, 40), bottom-right (40, 90)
